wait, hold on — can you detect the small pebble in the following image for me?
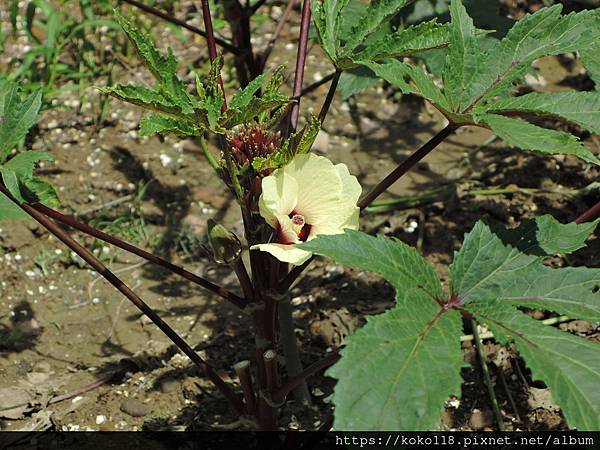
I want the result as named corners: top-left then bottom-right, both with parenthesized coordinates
top-left (120, 399), bottom-right (148, 417)
top-left (159, 379), bottom-right (180, 394)
top-left (469, 409), bottom-right (492, 431)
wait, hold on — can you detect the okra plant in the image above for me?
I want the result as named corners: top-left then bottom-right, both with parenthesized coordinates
top-left (1, 0), bottom-right (600, 431)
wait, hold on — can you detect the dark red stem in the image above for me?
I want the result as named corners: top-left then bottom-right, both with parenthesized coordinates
top-left (576, 199), bottom-right (600, 224)
top-left (233, 258), bottom-right (254, 301)
top-left (121, 0), bottom-right (240, 54)
top-left (318, 68), bottom-right (342, 123)
top-left (357, 124), bottom-right (457, 208)
top-left (300, 71), bottom-right (336, 97)
top-left (200, 0), bottom-right (228, 108)
top-left (277, 256), bottom-right (313, 293)
top-left (30, 203), bottom-right (246, 308)
top-left (223, 0), bottom-right (258, 87)
top-left (271, 351), bottom-right (340, 404)
top-left (0, 184), bottom-right (244, 415)
top-left (234, 360), bottom-right (257, 415)
top-left (289, 0), bottom-right (311, 132)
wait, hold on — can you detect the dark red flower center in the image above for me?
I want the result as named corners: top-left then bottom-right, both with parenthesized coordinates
top-left (275, 211), bottom-right (312, 244)
top-left (290, 212), bottom-right (311, 242)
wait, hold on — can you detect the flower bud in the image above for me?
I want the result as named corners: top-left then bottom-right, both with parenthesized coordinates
top-left (206, 219), bottom-right (242, 265)
top-left (227, 124), bottom-right (281, 166)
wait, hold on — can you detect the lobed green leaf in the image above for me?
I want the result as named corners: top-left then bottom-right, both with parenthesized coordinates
top-left (139, 114), bottom-right (200, 136)
top-left (469, 301), bottom-right (600, 430)
top-left (311, 0), bottom-right (350, 63)
top-left (478, 114), bottom-right (600, 165)
top-left (341, 0), bottom-right (409, 58)
top-left (482, 92), bottom-right (600, 135)
top-left (0, 191), bottom-right (28, 220)
top-left (115, 12), bottom-right (193, 112)
top-left (451, 217), bottom-right (600, 320)
top-left (0, 80), bottom-right (42, 162)
top-left (327, 288), bottom-right (463, 430)
top-left (103, 84), bottom-right (190, 119)
top-left (301, 230), bottom-right (462, 430)
top-left (301, 229), bottom-right (444, 300)
top-left (443, 0), bottom-right (481, 112)
top-left (459, 5), bottom-right (600, 111)
top-left (353, 21), bottom-right (450, 63)
top-left (338, 67), bottom-right (379, 100)
top-left (362, 60), bottom-right (451, 115)
top-left (580, 42), bottom-right (600, 88)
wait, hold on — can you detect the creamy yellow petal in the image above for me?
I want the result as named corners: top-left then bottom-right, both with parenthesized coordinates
top-left (259, 172), bottom-right (298, 228)
top-left (335, 162), bottom-right (362, 204)
top-left (308, 162), bottom-right (361, 232)
top-left (309, 205), bottom-right (359, 237)
top-left (284, 154), bottom-right (343, 225)
top-left (250, 243), bottom-right (312, 265)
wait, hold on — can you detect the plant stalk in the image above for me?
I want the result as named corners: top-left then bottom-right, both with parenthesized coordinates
top-left (28, 202), bottom-right (246, 308)
top-left (289, 0), bottom-right (312, 132)
top-left (253, 305), bottom-right (278, 430)
top-left (357, 123), bottom-right (457, 209)
top-left (277, 257), bottom-right (313, 294)
top-left (300, 71), bottom-right (336, 97)
top-left (233, 360), bottom-right (257, 415)
top-left (200, 0), bottom-right (228, 107)
top-left (576, 199), bottom-right (600, 224)
top-left (121, 0), bottom-right (240, 54)
top-left (278, 296), bottom-right (311, 404)
top-left (223, 0), bottom-right (258, 86)
top-left (263, 349), bottom-right (278, 391)
top-left (233, 258), bottom-right (254, 301)
top-left (271, 351), bottom-right (340, 404)
top-left (0, 185), bottom-right (244, 415)
top-left (472, 319), bottom-right (505, 431)
top-left (318, 69), bottom-right (342, 123)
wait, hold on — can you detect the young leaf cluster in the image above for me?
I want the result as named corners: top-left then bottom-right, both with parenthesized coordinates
top-left (301, 215), bottom-right (600, 431)
top-left (0, 79), bottom-right (58, 220)
top-left (104, 13), bottom-right (289, 137)
top-left (357, 0), bottom-right (600, 164)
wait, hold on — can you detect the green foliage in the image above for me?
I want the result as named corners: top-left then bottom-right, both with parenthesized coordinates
top-left (338, 67), bottom-right (378, 100)
top-left (482, 92), bottom-right (600, 135)
top-left (139, 114), bottom-right (200, 137)
top-left (334, 0), bottom-right (516, 99)
top-left (353, 20), bottom-right (450, 62)
top-left (0, 80), bottom-right (58, 220)
top-left (0, 79), bottom-right (42, 162)
top-left (7, 0), bottom-right (120, 101)
top-left (580, 42), bottom-right (600, 88)
top-left (478, 114), bottom-right (599, 165)
top-left (252, 117), bottom-right (320, 172)
top-left (301, 215), bottom-right (600, 430)
top-left (311, 0), bottom-right (450, 69)
top-left (221, 66), bottom-right (289, 128)
top-left (107, 14), bottom-right (289, 137)
top-left (353, 1), bottom-right (600, 165)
